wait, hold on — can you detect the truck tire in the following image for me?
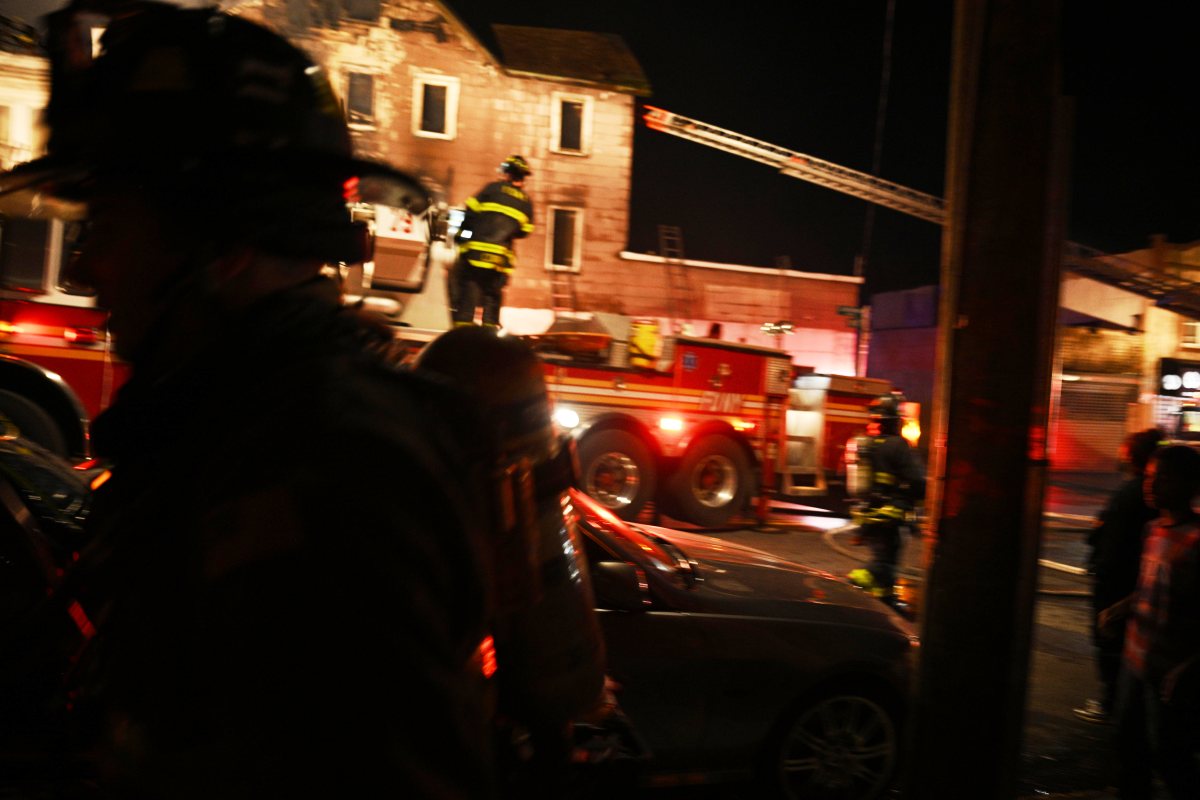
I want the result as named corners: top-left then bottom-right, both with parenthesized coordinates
top-left (668, 434), bottom-right (751, 528)
top-left (578, 429), bottom-right (656, 521)
top-left (0, 390), bottom-right (68, 457)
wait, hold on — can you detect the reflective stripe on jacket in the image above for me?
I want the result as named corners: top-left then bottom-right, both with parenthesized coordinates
top-left (459, 240), bottom-right (516, 273)
top-left (458, 180), bottom-right (534, 274)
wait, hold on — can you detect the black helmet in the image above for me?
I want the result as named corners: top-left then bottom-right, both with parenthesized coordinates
top-left (0, 0), bottom-right (430, 261)
top-left (869, 393), bottom-right (904, 422)
top-left (500, 154), bottom-right (531, 180)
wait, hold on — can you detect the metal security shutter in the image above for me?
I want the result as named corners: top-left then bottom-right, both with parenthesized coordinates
top-left (1052, 378), bottom-right (1138, 472)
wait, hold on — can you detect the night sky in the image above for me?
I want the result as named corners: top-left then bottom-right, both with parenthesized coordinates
top-left (7, 1), bottom-right (1199, 300)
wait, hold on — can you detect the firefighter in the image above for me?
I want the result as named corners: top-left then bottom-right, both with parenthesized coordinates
top-left (0, 3), bottom-right (495, 796)
top-left (451, 154), bottom-right (535, 328)
top-left (847, 393), bottom-right (925, 610)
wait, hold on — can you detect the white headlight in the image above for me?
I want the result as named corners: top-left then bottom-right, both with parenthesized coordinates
top-left (553, 406), bottom-right (580, 430)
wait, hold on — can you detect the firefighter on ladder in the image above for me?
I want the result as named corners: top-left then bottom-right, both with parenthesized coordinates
top-left (451, 155), bottom-right (534, 328)
top-left (847, 393), bottom-right (925, 611)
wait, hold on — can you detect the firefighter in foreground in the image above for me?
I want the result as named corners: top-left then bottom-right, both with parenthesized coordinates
top-left (847, 393), bottom-right (925, 610)
top-left (418, 327), bottom-right (637, 796)
top-left (451, 154), bottom-right (534, 328)
top-left (0, 3), bottom-right (608, 796)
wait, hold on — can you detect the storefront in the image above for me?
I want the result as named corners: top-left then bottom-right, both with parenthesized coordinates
top-left (1052, 375), bottom-right (1140, 472)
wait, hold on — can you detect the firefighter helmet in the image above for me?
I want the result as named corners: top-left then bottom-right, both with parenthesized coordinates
top-left (0, 0), bottom-right (429, 261)
top-left (869, 393), bottom-right (904, 421)
top-left (500, 155), bottom-right (532, 180)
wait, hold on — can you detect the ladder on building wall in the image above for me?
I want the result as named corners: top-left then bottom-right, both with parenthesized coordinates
top-left (548, 267), bottom-right (578, 316)
top-left (658, 224), bottom-right (697, 332)
top-left (643, 104), bottom-right (1200, 319)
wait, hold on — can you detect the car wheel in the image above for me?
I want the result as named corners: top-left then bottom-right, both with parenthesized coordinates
top-left (0, 391), bottom-right (68, 457)
top-left (771, 691), bottom-right (899, 800)
top-left (577, 429), bottom-right (656, 520)
top-left (667, 434), bottom-right (750, 528)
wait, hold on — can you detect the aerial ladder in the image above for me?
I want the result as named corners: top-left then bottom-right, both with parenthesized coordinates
top-left (642, 105), bottom-right (1200, 319)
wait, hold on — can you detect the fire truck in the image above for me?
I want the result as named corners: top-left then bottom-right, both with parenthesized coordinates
top-left (0, 213), bottom-right (123, 458)
top-left (523, 318), bottom-right (902, 527)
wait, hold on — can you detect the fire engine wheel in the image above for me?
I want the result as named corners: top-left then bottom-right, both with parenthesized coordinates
top-left (0, 390), bottom-right (68, 457)
top-left (578, 429), bottom-right (656, 521)
top-left (668, 434), bottom-right (751, 528)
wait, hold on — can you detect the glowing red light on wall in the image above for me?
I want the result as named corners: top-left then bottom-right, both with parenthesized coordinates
top-left (478, 635), bottom-right (498, 678)
top-left (89, 470), bottom-right (112, 491)
top-left (67, 600), bottom-right (95, 639)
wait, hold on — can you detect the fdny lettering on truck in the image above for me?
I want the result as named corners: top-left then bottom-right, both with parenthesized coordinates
top-left (699, 391), bottom-right (744, 413)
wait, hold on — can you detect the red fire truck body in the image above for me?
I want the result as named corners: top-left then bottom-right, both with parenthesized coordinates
top-left (0, 217), bottom-right (129, 457)
top-left (527, 326), bottom-right (897, 527)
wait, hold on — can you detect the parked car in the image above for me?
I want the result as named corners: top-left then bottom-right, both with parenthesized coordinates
top-left (570, 488), bottom-right (917, 800)
top-left (0, 415), bottom-right (94, 630)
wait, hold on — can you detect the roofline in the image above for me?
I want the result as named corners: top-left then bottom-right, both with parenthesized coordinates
top-left (619, 251), bottom-right (864, 285)
top-left (502, 67), bottom-right (651, 97)
top-left (429, 0), bottom-right (501, 69)
top-left (219, 1), bottom-right (503, 69)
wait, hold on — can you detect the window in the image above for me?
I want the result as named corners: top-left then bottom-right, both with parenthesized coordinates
top-left (1183, 320), bottom-right (1200, 348)
top-left (412, 74), bottom-right (459, 139)
top-left (343, 0), bottom-right (380, 22)
top-left (346, 72), bottom-right (374, 125)
top-left (547, 207), bottom-right (582, 272)
top-left (550, 92), bottom-right (592, 155)
top-left (0, 215), bottom-right (47, 292)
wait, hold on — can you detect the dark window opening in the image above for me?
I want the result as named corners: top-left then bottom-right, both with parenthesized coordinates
top-left (343, 0), bottom-right (380, 22)
top-left (347, 73), bottom-right (374, 124)
top-left (559, 100), bottom-right (583, 152)
top-left (0, 216), bottom-right (48, 293)
top-left (420, 84), bottom-right (447, 134)
top-left (58, 221), bottom-right (94, 296)
top-left (552, 209), bottom-right (578, 268)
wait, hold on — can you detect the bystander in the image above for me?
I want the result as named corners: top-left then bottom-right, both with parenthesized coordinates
top-left (1075, 428), bottom-right (1164, 724)
top-left (1102, 444), bottom-right (1200, 799)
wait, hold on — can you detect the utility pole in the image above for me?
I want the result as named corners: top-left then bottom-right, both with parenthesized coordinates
top-left (906, 2), bottom-right (1069, 798)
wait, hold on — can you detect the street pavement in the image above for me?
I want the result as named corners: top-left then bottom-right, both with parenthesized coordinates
top-left (656, 473), bottom-right (1155, 799)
